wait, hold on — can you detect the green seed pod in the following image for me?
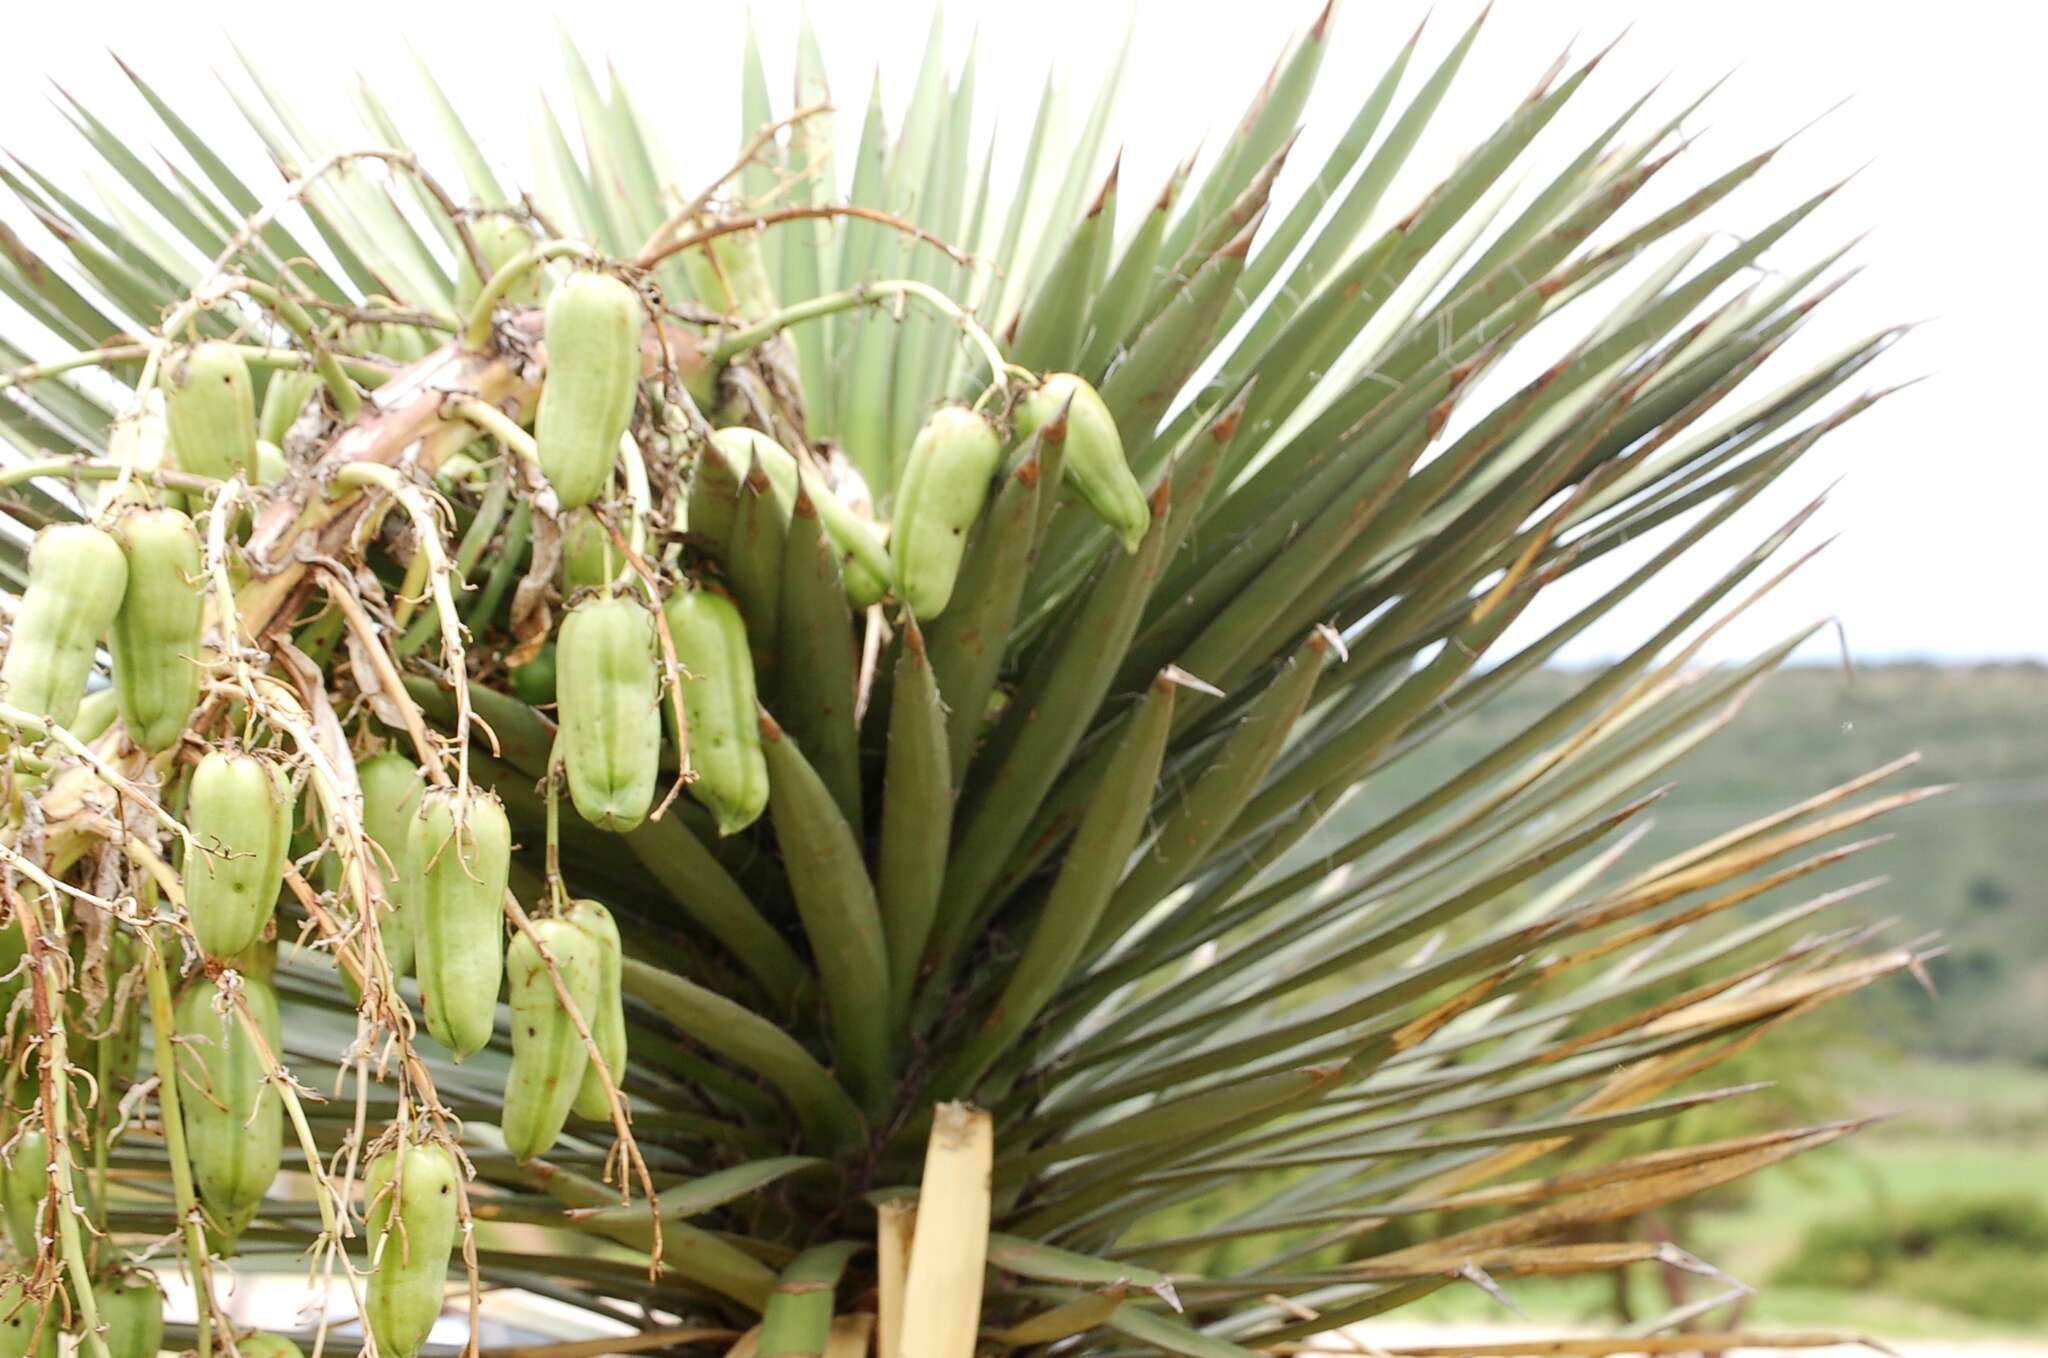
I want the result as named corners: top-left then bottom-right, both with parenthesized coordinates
top-left (69, 688), bottom-right (120, 745)
top-left (109, 507), bottom-right (205, 753)
top-left (257, 369), bottom-right (320, 449)
top-left (409, 787), bottom-right (510, 1059)
top-left (163, 341), bottom-right (258, 481)
top-left (455, 213), bottom-right (539, 312)
top-left (1, 1127), bottom-right (47, 1256)
top-left (255, 439), bottom-right (288, 486)
top-left (1, 523), bottom-right (128, 728)
top-left (502, 916), bottom-right (604, 1159)
top-left (358, 753), bottom-right (426, 980)
top-left (232, 1337), bottom-right (305, 1358)
top-left (565, 899), bottom-right (626, 1122)
top-left (890, 407), bottom-right (1003, 619)
top-left (175, 974), bottom-right (283, 1242)
top-left (184, 751), bottom-right (295, 961)
top-left (708, 428), bottom-right (893, 604)
top-left (363, 1142), bottom-right (460, 1358)
top-left (0, 1279), bottom-right (56, 1358)
top-left (90, 1276), bottom-right (164, 1358)
top-left (1017, 372), bottom-right (1148, 553)
top-left (662, 587), bottom-right (767, 835)
top-left (559, 507), bottom-right (618, 595)
top-left (556, 595), bottom-right (661, 832)
top-left (534, 271), bottom-right (641, 510)
top-left (508, 644), bottom-right (557, 707)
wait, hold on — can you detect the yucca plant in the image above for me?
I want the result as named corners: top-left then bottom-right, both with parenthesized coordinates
top-left (0, 6), bottom-right (1933, 1357)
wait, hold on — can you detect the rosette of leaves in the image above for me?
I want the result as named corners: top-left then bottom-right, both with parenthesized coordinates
top-left (0, 6), bottom-right (1931, 1356)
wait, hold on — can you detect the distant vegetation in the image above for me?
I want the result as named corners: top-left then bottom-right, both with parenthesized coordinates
top-left (1333, 661), bottom-right (2048, 1065)
top-left (1775, 1195), bottom-right (2048, 1325)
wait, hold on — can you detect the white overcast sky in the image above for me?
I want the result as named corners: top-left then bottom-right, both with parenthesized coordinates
top-left (1, 1), bottom-right (2039, 665)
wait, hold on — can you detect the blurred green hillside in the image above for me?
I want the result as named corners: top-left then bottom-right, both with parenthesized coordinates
top-left (1331, 661), bottom-right (2048, 1064)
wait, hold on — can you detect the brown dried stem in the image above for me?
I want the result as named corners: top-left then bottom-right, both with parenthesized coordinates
top-left (638, 205), bottom-right (975, 273)
top-left (639, 102), bottom-right (834, 257)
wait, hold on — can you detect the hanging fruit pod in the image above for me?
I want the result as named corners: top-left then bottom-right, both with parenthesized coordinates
top-left (890, 407), bottom-right (1003, 619)
top-left (501, 915), bottom-right (604, 1159)
top-left (0, 523), bottom-right (129, 729)
top-left (556, 593), bottom-right (661, 832)
top-left (89, 1276), bottom-right (165, 1358)
top-left (183, 750), bottom-right (295, 961)
top-left (662, 585), bottom-right (767, 835)
top-left (108, 506), bottom-right (205, 753)
top-left (362, 1141), bottom-right (461, 1358)
top-left (1016, 372), bottom-right (1148, 553)
top-left (533, 271), bottom-right (641, 510)
top-left (174, 973), bottom-right (283, 1250)
top-left (409, 786), bottom-right (510, 1059)
top-left (0, 1277), bottom-right (56, 1358)
top-left (357, 752), bottom-right (427, 980)
top-left (564, 899), bottom-right (626, 1121)
top-left (163, 341), bottom-right (259, 482)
